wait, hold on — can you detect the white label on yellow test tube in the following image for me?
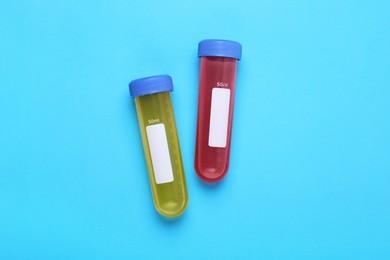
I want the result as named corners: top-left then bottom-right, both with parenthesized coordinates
top-left (208, 88), bottom-right (231, 148)
top-left (146, 123), bottom-right (174, 184)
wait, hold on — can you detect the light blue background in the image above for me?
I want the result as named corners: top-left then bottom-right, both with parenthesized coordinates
top-left (1, 0), bottom-right (389, 259)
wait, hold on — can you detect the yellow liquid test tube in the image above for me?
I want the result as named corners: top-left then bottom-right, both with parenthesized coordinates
top-left (129, 75), bottom-right (188, 217)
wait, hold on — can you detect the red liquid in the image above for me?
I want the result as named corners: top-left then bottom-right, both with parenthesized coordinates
top-left (195, 56), bottom-right (238, 182)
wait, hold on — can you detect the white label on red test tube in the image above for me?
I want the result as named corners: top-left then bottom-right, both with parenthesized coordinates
top-left (146, 123), bottom-right (174, 184)
top-left (208, 88), bottom-right (231, 148)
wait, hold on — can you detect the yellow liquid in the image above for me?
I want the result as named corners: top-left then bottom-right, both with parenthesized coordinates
top-left (134, 92), bottom-right (188, 217)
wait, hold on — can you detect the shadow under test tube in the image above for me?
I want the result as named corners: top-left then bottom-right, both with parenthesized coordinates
top-left (195, 40), bottom-right (242, 182)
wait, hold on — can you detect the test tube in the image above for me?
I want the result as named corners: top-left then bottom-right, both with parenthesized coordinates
top-left (195, 39), bottom-right (242, 182)
top-left (129, 75), bottom-right (188, 217)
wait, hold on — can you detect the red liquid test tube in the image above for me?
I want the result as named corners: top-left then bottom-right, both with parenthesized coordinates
top-left (195, 39), bottom-right (242, 182)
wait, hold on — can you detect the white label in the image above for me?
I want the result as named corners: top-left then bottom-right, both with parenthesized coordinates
top-left (208, 88), bottom-right (231, 148)
top-left (146, 123), bottom-right (174, 184)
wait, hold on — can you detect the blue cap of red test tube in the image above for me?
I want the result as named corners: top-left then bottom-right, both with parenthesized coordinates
top-left (198, 39), bottom-right (242, 60)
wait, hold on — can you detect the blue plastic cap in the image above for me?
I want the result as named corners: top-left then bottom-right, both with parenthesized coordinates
top-left (129, 75), bottom-right (173, 97)
top-left (198, 39), bottom-right (242, 60)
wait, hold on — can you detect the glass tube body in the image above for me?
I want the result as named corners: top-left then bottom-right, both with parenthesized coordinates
top-left (135, 92), bottom-right (188, 217)
top-left (195, 56), bottom-right (238, 182)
